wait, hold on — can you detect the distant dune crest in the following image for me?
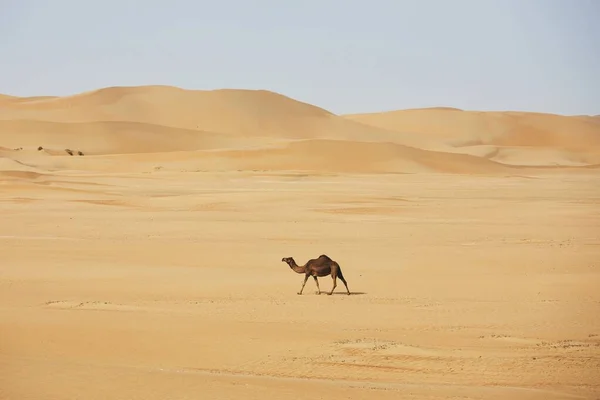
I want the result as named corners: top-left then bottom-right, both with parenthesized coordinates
top-left (1, 85), bottom-right (599, 175)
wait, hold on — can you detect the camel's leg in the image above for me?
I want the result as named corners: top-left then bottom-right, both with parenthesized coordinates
top-left (298, 274), bottom-right (310, 295)
top-left (338, 274), bottom-right (350, 295)
top-left (313, 276), bottom-right (321, 294)
top-left (328, 274), bottom-right (337, 295)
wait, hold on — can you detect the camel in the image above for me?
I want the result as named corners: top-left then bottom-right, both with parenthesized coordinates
top-left (281, 254), bottom-right (350, 295)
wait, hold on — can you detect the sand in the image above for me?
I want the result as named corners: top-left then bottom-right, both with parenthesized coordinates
top-left (1, 86), bottom-right (599, 399)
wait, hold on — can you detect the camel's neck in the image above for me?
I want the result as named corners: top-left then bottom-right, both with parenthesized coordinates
top-left (289, 261), bottom-right (306, 274)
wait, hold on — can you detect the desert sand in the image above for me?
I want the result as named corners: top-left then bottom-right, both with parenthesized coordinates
top-left (1, 86), bottom-right (599, 399)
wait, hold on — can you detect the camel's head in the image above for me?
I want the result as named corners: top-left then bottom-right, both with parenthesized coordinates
top-left (281, 257), bottom-right (294, 266)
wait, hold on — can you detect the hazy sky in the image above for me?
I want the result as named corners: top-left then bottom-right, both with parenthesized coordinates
top-left (1, 0), bottom-right (598, 115)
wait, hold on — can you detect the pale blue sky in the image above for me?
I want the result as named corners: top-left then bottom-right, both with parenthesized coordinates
top-left (1, 0), bottom-right (598, 115)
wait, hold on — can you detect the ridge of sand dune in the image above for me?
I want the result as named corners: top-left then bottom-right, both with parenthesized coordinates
top-left (0, 93), bottom-right (60, 103)
top-left (0, 86), bottom-right (336, 138)
top-left (1, 96), bottom-right (58, 104)
top-left (344, 108), bottom-right (600, 151)
top-left (208, 138), bottom-right (513, 174)
top-left (0, 119), bottom-right (280, 155)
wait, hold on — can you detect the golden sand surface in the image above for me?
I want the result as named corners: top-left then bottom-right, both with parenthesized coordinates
top-left (1, 86), bottom-right (599, 399)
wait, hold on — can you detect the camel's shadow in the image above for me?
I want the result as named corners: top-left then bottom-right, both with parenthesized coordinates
top-left (316, 291), bottom-right (367, 296)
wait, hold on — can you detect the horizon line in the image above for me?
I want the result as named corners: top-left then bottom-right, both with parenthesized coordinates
top-left (1, 84), bottom-right (598, 118)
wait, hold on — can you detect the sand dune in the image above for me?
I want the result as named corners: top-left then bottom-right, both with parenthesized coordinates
top-left (0, 86), bottom-right (444, 152)
top-left (183, 139), bottom-right (514, 175)
top-left (0, 119), bottom-right (277, 155)
top-left (0, 86), bottom-right (334, 137)
top-left (347, 108), bottom-right (599, 152)
top-left (0, 95), bottom-right (58, 104)
top-left (345, 108), bottom-right (600, 148)
top-left (345, 108), bottom-right (600, 170)
top-left (1, 85), bottom-right (599, 174)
